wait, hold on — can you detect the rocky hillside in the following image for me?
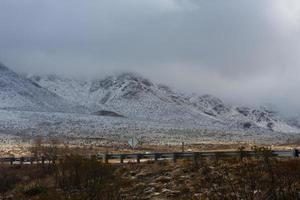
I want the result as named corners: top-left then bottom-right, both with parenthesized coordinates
top-left (0, 63), bottom-right (86, 113)
top-left (29, 72), bottom-right (299, 133)
top-left (0, 62), bottom-right (298, 135)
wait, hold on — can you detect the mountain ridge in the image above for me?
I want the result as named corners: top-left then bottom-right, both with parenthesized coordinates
top-left (28, 71), bottom-right (299, 133)
top-left (0, 63), bottom-right (87, 113)
top-left (0, 62), bottom-right (298, 135)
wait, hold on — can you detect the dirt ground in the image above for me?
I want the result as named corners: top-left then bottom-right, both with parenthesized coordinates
top-left (1, 137), bottom-right (299, 158)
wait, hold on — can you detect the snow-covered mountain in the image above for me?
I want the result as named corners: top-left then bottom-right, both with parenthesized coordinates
top-left (0, 61), bottom-right (298, 139)
top-left (28, 72), bottom-right (299, 134)
top-left (0, 63), bottom-right (86, 113)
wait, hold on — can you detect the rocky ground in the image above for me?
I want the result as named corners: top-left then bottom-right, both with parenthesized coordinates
top-left (1, 154), bottom-right (300, 200)
top-left (118, 156), bottom-right (300, 200)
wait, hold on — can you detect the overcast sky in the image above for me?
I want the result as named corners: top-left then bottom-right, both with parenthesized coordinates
top-left (1, 0), bottom-right (300, 113)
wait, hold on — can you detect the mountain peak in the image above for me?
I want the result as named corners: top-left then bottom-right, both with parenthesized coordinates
top-left (90, 72), bottom-right (154, 93)
top-left (115, 72), bottom-right (153, 86)
top-left (0, 62), bottom-right (9, 72)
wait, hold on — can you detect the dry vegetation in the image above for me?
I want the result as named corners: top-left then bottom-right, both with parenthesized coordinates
top-left (1, 146), bottom-right (300, 200)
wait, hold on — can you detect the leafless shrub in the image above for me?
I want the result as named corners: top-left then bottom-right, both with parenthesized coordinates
top-left (55, 155), bottom-right (123, 200)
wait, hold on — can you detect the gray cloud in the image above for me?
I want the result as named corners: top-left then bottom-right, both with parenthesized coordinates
top-left (1, 0), bottom-right (300, 113)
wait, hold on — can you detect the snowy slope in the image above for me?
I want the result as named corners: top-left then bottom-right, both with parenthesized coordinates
top-left (0, 63), bottom-right (86, 113)
top-left (0, 61), bottom-right (297, 136)
top-left (29, 72), bottom-right (300, 133)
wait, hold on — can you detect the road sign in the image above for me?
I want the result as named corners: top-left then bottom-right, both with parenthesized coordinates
top-left (128, 137), bottom-right (139, 149)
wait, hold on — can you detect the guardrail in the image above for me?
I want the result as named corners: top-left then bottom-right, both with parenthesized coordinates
top-left (0, 156), bottom-right (58, 165)
top-left (99, 149), bottom-right (299, 164)
top-left (0, 149), bottom-right (299, 165)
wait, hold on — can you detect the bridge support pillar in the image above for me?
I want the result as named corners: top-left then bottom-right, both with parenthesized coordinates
top-left (136, 154), bottom-right (141, 163)
top-left (120, 155), bottom-right (125, 164)
top-left (20, 157), bottom-right (24, 165)
top-left (154, 153), bottom-right (159, 162)
top-left (172, 153), bottom-right (177, 163)
top-left (293, 149), bottom-right (299, 158)
top-left (193, 153), bottom-right (199, 166)
top-left (103, 154), bottom-right (109, 164)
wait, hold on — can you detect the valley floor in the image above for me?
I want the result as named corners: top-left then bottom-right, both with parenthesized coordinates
top-left (0, 132), bottom-right (299, 158)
